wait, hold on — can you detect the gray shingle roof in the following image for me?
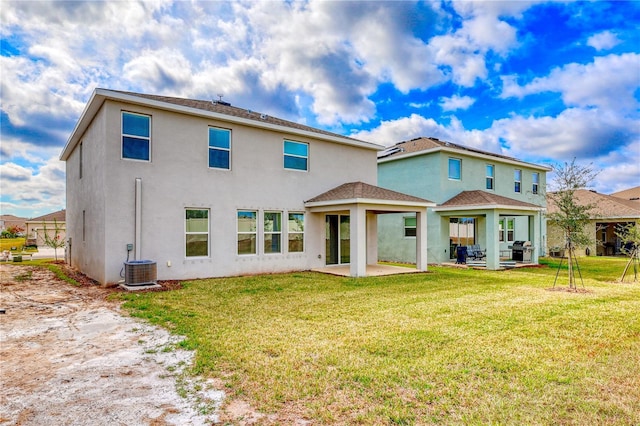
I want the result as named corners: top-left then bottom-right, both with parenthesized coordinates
top-left (306, 182), bottom-right (434, 204)
top-left (111, 90), bottom-right (366, 144)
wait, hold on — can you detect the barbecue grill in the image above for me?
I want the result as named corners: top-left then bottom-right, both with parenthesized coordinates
top-left (509, 241), bottom-right (533, 262)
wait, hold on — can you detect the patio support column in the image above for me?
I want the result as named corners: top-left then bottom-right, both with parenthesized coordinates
top-left (485, 210), bottom-right (500, 270)
top-left (350, 205), bottom-right (367, 277)
top-left (416, 208), bottom-right (428, 271)
top-left (530, 212), bottom-right (540, 264)
top-left (366, 211), bottom-right (377, 265)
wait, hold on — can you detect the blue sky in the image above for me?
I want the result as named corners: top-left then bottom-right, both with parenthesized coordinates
top-left (1, 0), bottom-right (639, 218)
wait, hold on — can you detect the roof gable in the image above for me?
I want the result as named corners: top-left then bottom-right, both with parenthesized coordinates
top-left (439, 190), bottom-right (540, 209)
top-left (306, 182), bottom-right (434, 205)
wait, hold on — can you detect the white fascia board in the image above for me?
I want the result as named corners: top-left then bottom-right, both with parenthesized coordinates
top-left (61, 89), bottom-right (383, 161)
top-left (305, 198), bottom-right (435, 209)
top-left (432, 204), bottom-right (542, 213)
top-left (60, 89), bottom-right (105, 160)
top-left (378, 145), bottom-right (551, 172)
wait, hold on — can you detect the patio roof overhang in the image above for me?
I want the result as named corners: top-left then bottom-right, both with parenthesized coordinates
top-left (304, 181), bottom-right (435, 211)
top-left (432, 190), bottom-right (544, 214)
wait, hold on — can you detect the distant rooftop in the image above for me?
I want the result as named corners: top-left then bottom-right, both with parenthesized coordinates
top-left (610, 186), bottom-right (640, 202)
top-left (547, 189), bottom-right (640, 218)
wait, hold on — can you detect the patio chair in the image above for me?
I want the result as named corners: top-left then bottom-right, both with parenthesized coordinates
top-left (467, 245), bottom-right (486, 260)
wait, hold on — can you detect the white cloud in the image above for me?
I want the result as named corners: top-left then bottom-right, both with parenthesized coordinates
top-left (428, 1), bottom-right (530, 87)
top-left (0, 156), bottom-right (66, 217)
top-left (351, 113), bottom-right (503, 155)
top-left (587, 31), bottom-right (621, 51)
top-left (440, 95), bottom-right (476, 112)
top-left (501, 53), bottom-right (640, 112)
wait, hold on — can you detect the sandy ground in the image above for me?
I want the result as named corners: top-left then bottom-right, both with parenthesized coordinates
top-left (0, 263), bottom-right (224, 426)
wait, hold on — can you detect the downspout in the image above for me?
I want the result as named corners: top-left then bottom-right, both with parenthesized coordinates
top-left (135, 178), bottom-right (142, 260)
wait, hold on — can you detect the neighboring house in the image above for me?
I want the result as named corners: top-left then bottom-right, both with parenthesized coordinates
top-left (546, 189), bottom-right (640, 256)
top-left (60, 89), bottom-right (433, 284)
top-left (25, 209), bottom-right (66, 247)
top-left (0, 215), bottom-right (26, 233)
top-left (377, 137), bottom-right (549, 270)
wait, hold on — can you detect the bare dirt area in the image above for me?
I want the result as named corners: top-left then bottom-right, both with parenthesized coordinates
top-left (0, 263), bottom-right (223, 426)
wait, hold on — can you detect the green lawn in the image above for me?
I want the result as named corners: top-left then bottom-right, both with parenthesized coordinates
top-left (120, 257), bottom-right (640, 424)
top-left (0, 237), bottom-right (26, 252)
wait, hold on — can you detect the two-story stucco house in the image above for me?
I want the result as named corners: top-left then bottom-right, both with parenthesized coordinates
top-left (60, 89), bottom-right (432, 284)
top-left (377, 137), bottom-right (550, 270)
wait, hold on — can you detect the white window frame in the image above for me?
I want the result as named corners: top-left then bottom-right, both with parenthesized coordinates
top-left (532, 172), bottom-right (540, 194)
top-left (237, 210), bottom-right (258, 256)
top-left (287, 212), bottom-right (305, 253)
top-left (486, 164), bottom-right (494, 190)
top-left (514, 169), bottom-right (522, 193)
top-left (185, 208), bottom-right (210, 258)
top-left (403, 216), bottom-right (417, 238)
top-left (121, 111), bottom-right (151, 162)
top-left (263, 211), bottom-right (282, 254)
top-left (283, 140), bottom-right (309, 171)
top-left (208, 126), bottom-right (231, 170)
top-left (448, 157), bottom-right (462, 180)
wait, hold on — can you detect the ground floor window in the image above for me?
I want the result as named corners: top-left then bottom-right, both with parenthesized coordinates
top-left (264, 211), bottom-right (282, 254)
top-left (288, 212), bottom-right (304, 252)
top-left (185, 209), bottom-right (209, 257)
top-left (238, 210), bottom-right (257, 255)
top-left (404, 216), bottom-right (417, 237)
top-left (499, 218), bottom-right (515, 242)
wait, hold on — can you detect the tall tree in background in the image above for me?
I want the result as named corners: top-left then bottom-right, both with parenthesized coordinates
top-left (547, 159), bottom-right (599, 289)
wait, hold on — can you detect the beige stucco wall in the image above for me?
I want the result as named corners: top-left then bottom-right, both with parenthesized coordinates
top-left (66, 99), bottom-right (377, 284)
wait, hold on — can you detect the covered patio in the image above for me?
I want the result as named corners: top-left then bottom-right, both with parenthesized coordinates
top-left (433, 191), bottom-right (545, 270)
top-left (305, 182), bottom-right (434, 277)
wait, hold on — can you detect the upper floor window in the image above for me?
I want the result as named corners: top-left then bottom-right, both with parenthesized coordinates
top-left (122, 112), bottom-right (151, 161)
top-left (404, 216), bottom-right (417, 237)
top-left (284, 140), bottom-right (308, 171)
top-left (532, 172), bottom-right (540, 194)
top-left (185, 209), bottom-right (209, 257)
top-left (288, 213), bottom-right (305, 252)
top-left (514, 169), bottom-right (522, 193)
top-left (486, 164), bottom-right (494, 190)
top-left (264, 211), bottom-right (282, 254)
top-left (209, 127), bottom-right (231, 169)
top-left (448, 158), bottom-right (461, 180)
top-left (237, 210), bottom-right (257, 255)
